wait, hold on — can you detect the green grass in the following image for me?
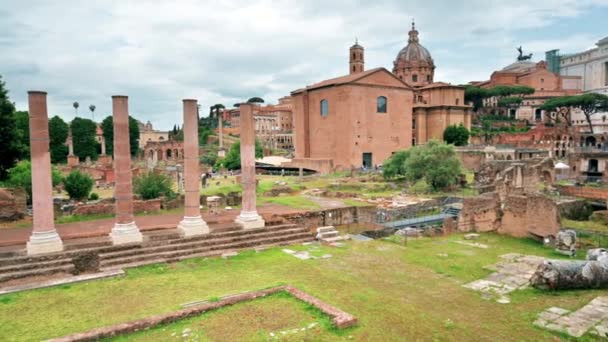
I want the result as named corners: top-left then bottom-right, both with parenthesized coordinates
top-left (55, 213), bottom-right (115, 224)
top-left (562, 218), bottom-right (608, 233)
top-left (0, 233), bottom-right (604, 341)
top-left (341, 198), bottom-right (370, 207)
top-left (257, 195), bottom-right (320, 210)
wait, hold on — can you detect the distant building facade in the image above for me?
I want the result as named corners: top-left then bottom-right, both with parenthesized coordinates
top-left (138, 121), bottom-right (169, 149)
top-left (477, 60), bottom-right (582, 122)
top-left (226, 97), bottom-right (294, 151)
top-left (549, 36), bottom-right (608, 133)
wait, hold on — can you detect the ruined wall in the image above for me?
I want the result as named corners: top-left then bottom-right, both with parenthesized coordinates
top-left (459, 191), bottom-right (559, 238)
top-left (282, 206), bottom-right (376, 231)
top-left (556, 185), bottom-right (608, 201)
top-left (501, 194), bottom-right (560, 238)
top-left (456, 150), bottom-right (486, 171)
top-left (0, 188), bottom-right (27, 221)
top-left (72, 199), bottom-right (161, 216)
top-left (459, 192), bottom-right (501, 232)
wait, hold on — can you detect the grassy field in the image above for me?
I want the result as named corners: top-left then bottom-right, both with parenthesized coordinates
top-left (0, 233), bottom-right (603, 341)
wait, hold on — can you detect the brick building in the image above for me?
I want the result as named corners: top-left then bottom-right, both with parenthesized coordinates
top-left (477, 59), bottom-right (582, 122)
top-left (287, 22), bottom-right (471, 172)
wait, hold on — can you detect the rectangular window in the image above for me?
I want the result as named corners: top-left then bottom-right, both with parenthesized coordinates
top-left (412, 74), bottom-right (418, 82)
top-left (412, 138), bottom-right (416, 146)
top-left (412, 118), bottom-right (416, 129)
top-left (605, 62), bottom-right (608, 86)
top-left (320, 99), bottom-right (329, 117)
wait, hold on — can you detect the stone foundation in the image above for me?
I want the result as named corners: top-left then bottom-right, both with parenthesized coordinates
top-left (47, 285), bottom-right (356, 342)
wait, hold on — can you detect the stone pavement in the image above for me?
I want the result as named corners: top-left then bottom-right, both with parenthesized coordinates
top-left (535, 296), bottom-right (608, 338)
top-left (464, 253), bottom-right (545, 303)
top-left (0, 204), bottom-right (305, 248)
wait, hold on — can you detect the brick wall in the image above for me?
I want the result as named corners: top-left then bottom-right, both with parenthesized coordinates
top-left (556, 185), bottom-right (608, 201)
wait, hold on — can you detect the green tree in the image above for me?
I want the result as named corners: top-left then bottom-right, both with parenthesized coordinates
top-left (70, 117), bottom-right (99, 160)
top-left (63, 170), bottom-right (94, 200)
top-left (382, 150), bottom-right (410, 179)
top-left (133, 172), bottom-right (174, 200)
top-left (201, 149), bottom-right (218, 166)
top-left (247, 97), bottom-right (265, 104)
top-left (463, 85), bottom-right (491, 112)
top-left (13, 110), bottom-right (30, 160)
top-left (0, 76), bottom-right (21, 180)
top-left (5, 160), bottom-right (62, 203)
top-left (540, 96), bottom-right (574, 126)
top-left (218, 139), bottom-right (263, 170)
top-left (542, 93), bottom-right (608, 133)
top-left (49, 116), bottom-right (69, 163)
top-left (100, 115), bottom-right (140, 156)
top-left (402, 140), bottom-right (462, 190)
top-left (443, 124), bottom-right (470, 146)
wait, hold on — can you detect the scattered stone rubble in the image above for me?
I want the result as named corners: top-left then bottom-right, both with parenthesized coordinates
top-left (535, 297), bottom-right (608, 338)
top-left (464, 253), bottom-right (545, 302)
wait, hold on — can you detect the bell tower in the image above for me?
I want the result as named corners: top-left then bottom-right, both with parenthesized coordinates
top-left (349, 39), bottom-right (364, 75)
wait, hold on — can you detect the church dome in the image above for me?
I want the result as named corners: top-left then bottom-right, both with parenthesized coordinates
top-left (392, 22), bottom-right (435, 87)
top-left (394, 23), bottom-right (434, 66)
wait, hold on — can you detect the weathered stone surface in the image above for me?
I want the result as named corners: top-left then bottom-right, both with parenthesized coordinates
top-left (0, 188), bottom-right (27, 221)
top-left (535, 297), bottom-right (608, 338)
top-left (464, 253), bottom-right (545, 302)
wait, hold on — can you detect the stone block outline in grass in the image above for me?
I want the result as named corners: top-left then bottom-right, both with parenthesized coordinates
top-left (47, 285), bottom-right (357, 341)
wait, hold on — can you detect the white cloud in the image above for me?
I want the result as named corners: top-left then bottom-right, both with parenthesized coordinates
top-left (0, 0), bottom-right (606, 129)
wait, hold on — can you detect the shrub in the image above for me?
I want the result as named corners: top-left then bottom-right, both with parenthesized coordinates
top-left (443, 124), bottom-right (469, 146)
top-left (134, 172), bottom-right (174, 200)
top-left (64, 171), bottom-right (94, 200)
top-left (5, 160), bottom-right (62, 203)
top-left (88, 192), bottom-right (99, 201)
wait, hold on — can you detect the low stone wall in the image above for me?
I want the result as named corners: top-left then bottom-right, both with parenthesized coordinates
top-left (556, 185), bottom-right (608, 202)
top-left (283, 158), bottom-right (334, 174)
top-left (283, 206), bottom-right (376, 231)
top-left (72, 199), bottom-right (161, 216)
top-left (375, 198), bottom-right (444, 222)
top-left (48, 285), bottom-right (356, 342)
top-left (0, 188), bottom-right (27, 221)
top-left (200, 193), bottom-right (242, 207)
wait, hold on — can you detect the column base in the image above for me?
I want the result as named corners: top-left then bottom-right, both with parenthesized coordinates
top-left (178, 216), bottom-right (209, 237)
top-left (235, 211), bottom-right (265, 229)
top-left (27, 230), bottom-right (64, 255)
top-left (110, 222), bottom-right (143, 245)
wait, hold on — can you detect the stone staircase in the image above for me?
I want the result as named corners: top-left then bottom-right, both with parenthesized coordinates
top-left (315, 226), bottom-right (350, 243)
top-left (0, 223), bottom-right (313, 287)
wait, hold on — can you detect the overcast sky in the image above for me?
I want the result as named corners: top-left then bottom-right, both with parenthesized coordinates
top-left (1, 0), bottom-right (607, 130)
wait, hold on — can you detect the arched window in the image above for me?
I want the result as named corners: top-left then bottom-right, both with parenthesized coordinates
top-left (352, 52), bottom-right (355, 60)
top-left (377, 96), bottom-right (387, 113)
top-left (412, 74), bottom-right (418, 82)
top-left (320, 99), bottom-right (329, 117)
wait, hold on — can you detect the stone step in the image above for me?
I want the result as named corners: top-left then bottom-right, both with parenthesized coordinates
top-left (99, 227), bottom-right (309, 261)
top-left (0, 264), bottom-right (76, 284)
top-left (171, 224), bottom-right (300, 244)
top-left (0, 224), bottom-right (300, 268)
top-left (316, 231), bottom-right (339, 239)
top-left (320, 235), bottom-right (351, 243)
top-left (0, 257), bottom-right (73, 274)
top-left (99, 236), bottom-right (315, 272)
top-left (316, 226), bottom-right (336, 234)
top-left (101, 232), bottom-right (313, 269)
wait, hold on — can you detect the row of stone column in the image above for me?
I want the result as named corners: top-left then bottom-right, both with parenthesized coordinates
top-left (25, 92), bottom-right (263, 255)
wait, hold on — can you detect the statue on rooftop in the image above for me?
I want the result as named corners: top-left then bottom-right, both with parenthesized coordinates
top-left (517, 46), bottom-right (533, 61)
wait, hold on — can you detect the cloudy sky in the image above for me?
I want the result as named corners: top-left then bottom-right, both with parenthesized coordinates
top-left (1, 0), bottom-right (607, 130)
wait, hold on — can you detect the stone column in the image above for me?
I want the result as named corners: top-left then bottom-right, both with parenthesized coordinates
top-left (110, 96), bottom-right (143, 244)
top-left (26, 91), bottom-right (63, 255)
top-left (178, 99), bottom-right (209, 236)
top-left (218, 109), bottom-right (226, 158)
top-left (235, 103), bottom-right (265, 229)
top-left (67, 130), bottom-right (79, 166)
